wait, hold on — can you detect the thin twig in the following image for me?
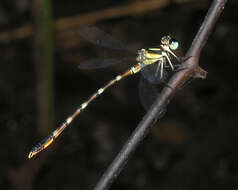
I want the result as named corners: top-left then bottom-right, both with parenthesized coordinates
top-left (93, 0), bottom-right (227, 189)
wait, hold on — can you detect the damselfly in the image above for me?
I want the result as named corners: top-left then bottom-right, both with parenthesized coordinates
top-left (28, 26), bottom-right (180, 158)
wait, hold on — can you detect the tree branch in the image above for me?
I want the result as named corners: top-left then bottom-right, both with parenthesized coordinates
top-left (93, 0), bottom-right (227, 190)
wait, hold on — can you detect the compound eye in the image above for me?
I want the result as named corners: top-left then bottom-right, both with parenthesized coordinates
top-left (169, 41), bottom-right (179, 50)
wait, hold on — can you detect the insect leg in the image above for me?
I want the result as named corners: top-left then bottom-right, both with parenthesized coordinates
top-left (163, 52), bottom-right (174, 71)
top-left (160, 59), bottom-right (164, 79)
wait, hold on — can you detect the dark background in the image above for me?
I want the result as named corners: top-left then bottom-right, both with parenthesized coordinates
top-left (1, 0), bottom-right (238, 190)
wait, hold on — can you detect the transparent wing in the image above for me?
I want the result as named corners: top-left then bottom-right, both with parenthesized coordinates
top-left (138, 76), bottom-right (160, 110)
top-left (141, 63), bottom-right (168, 84)
top-left (138, 77), bottom-right (167, 119)
top-left (79, 25), bottom-right (135, 52)
top-left (78, 57), bottom-right (135, 69)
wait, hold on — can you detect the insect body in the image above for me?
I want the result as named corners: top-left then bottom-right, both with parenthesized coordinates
top-left (28, 35), bottom-right (179, 159)
top-left (137, 35), bottom-right (179, 79)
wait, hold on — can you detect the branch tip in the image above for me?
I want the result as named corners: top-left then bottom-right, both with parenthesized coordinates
top-left (193, 66), bottom-right (208, 79)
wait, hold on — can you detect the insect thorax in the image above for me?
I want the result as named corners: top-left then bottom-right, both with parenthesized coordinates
top-left (136, 48), bottom-right (163, 66)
